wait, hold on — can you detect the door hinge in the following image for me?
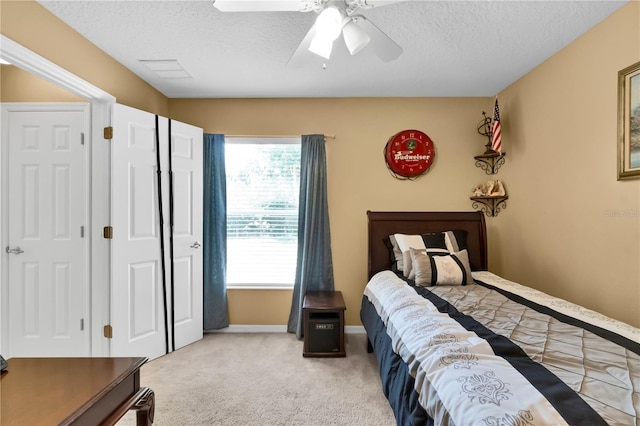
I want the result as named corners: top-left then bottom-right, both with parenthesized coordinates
top-left (104, 324), bottom-right (113, 339)
top-left (80, 226), bottom-right (85, 238)
top-left (103, 226), bottom-right (113, 239)
top-left (104, 126), bottom-right (113, 140)
top-left (80, 318), bottom-right (85, 331)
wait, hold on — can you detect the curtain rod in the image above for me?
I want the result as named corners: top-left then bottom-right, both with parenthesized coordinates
top-left (225, 134), bottom-right (335, 140)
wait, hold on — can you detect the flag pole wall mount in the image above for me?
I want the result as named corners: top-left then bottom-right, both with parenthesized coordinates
top-left (475, 111), bottom-right (506, 175)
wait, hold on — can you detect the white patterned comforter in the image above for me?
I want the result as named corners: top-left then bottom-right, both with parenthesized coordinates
top-left (364, 270), bottom-right (640, 426)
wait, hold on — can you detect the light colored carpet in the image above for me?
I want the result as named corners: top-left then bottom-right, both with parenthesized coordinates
top-left (118, 333), bottom-right (396, 426)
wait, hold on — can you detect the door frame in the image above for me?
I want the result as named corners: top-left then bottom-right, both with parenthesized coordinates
top-left (0, 35), bottom-right (115, 357)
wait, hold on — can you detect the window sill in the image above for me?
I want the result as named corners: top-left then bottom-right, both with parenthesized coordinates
top-left (227, 285), bottom-right (294, 291)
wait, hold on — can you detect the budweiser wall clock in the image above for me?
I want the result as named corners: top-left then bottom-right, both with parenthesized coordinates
top-left (384, 129), bottom-right (436, 179)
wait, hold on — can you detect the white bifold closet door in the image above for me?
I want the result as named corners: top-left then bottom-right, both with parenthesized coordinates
top-left (110, 103), bottom-right (203, 360)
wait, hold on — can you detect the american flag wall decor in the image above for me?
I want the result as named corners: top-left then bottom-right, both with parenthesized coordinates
top-left (491, 98), bottom-right (502, 153)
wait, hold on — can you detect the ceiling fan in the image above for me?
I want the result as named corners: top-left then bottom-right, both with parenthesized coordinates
top-left (212, 0), bottom-right (405, 64)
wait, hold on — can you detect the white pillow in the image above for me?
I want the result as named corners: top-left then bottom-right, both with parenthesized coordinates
top-left (394, 234), bottom-right (427, 255)
top-left (394, 234), bottom-right (448, 278)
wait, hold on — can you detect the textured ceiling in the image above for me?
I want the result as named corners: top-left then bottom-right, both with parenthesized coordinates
top-left (38, 0), bottom-right (627, 98)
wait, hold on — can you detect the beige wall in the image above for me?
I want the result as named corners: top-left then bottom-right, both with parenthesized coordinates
top-left (170, 97), bottom-right (493, 325)
top-left (1, 65), bottom-right (84, 102)
top-left (493, 2), bottom-right (640, 327)
top-left (1, 0), bottom-right (169, 114)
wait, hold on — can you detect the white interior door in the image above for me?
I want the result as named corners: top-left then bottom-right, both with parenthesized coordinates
top-left (3, 104), bottom-right (90, 357)
top-left (170, 120), bottom-right (203, 351)
top-left (111, 104), bottom-right (168, 360)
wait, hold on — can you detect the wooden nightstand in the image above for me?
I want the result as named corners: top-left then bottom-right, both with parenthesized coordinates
top-left (303, 291), bottom-right (346, 357)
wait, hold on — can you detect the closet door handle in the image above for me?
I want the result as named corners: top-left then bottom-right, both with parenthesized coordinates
top-left (190, 241), bottom-right (201, 249)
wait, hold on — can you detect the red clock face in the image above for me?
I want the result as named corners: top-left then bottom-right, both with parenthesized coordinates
top-left (384, 130), bottom-right (436, 178)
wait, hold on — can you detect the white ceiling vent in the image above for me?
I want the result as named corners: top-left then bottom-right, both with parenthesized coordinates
top-left (139, 59), bottom-right (191, 79)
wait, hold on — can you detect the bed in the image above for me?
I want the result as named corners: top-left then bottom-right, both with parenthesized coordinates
top-left (360, 211), bottom-right (640, 426)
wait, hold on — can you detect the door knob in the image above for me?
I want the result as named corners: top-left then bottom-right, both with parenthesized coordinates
top-left (6, 246), bottom-right (24, 255)
top-left (190, 241), bottom-right (201, 249)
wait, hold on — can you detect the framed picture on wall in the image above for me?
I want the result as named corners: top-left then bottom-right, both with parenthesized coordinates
top-left (618, 60), bottom-right (640, 180)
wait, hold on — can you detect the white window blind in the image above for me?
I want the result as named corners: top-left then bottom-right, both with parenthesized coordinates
top-left (225, 138), bottom-right (301, 289)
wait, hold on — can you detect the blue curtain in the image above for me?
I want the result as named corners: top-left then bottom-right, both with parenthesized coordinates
top-left (203, 133), bottom-right (229, 330)
top-left (287, 134), bottom-right (334, 339)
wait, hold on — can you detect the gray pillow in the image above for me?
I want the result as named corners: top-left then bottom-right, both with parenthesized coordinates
top-left (410, 248), bottom-right (474, 286)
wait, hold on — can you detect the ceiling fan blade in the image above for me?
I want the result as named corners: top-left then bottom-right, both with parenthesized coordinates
top-left (286, 23), bottom-right (318, 67)
top-left (354, 16), bottom-right (402, 62)
top-left (346, 0), bottom-right (408, 8)
top-left (213, 0), bottom-right (316, 12)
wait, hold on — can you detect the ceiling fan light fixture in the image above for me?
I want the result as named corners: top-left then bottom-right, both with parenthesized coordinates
top-left (342, 19), bottom-right (371, 55)
top-left (308, 35), bottom-right (334, 59)
top-left (308, 6), bottom-right (344, 59)
top-left (314, 6), bottom-right (343, 41)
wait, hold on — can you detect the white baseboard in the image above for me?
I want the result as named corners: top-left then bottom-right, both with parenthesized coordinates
top-left (206, 325), bottom-right (366, 334)
top-left (206, 325), bottom-right (287, 333)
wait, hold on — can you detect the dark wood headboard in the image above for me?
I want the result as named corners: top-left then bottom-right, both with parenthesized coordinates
top-left (367, 211), bottom-right (488, 279)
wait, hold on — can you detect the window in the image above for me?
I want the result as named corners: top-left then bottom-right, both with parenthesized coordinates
top-left (225, 138), bottom-right (301, 289)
